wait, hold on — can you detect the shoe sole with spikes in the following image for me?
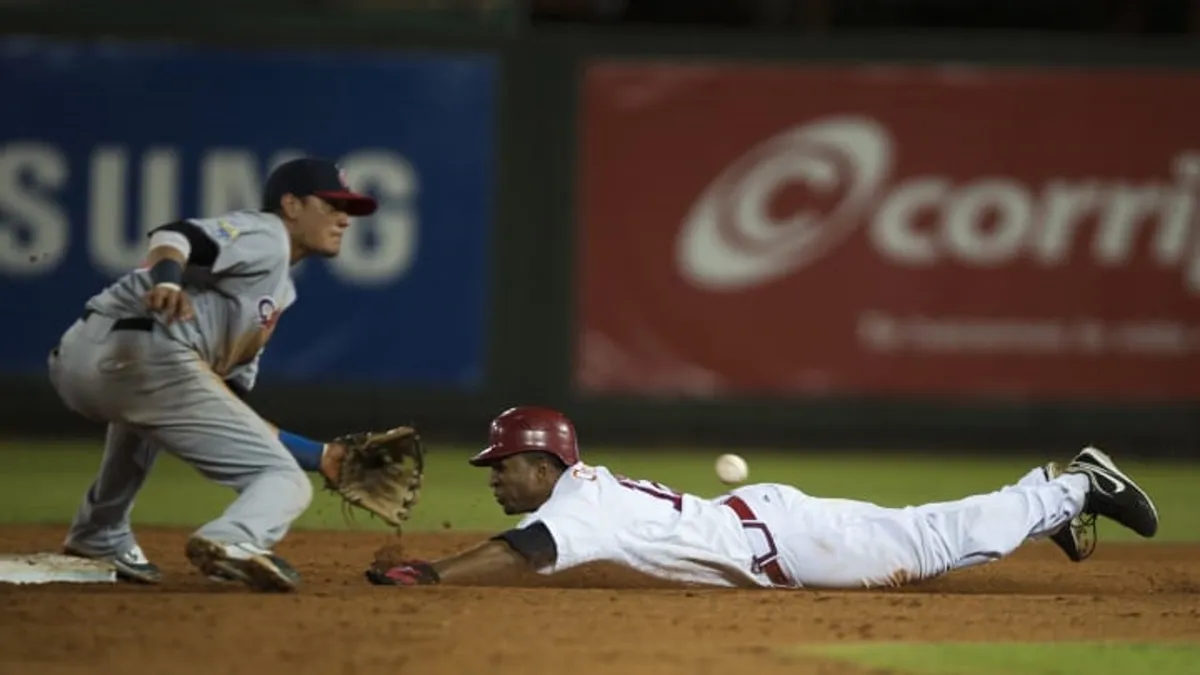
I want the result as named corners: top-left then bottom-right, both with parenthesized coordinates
top-left (1042, 462), bottom-right (1096, 562)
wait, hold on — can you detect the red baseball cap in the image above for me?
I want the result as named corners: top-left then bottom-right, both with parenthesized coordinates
top-left (262, 157), bottom-right (377, 216)
top-left (468, 406), bottom-right (581, 468)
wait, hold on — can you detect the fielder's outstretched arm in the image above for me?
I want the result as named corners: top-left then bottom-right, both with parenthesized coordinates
top-left (207, 363), bottom-right (338, 478)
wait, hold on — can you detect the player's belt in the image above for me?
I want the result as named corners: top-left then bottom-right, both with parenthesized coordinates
top-left (723, 495), bottom-right (790, 587)
top-left (82, 309), bottom-right (155, 332)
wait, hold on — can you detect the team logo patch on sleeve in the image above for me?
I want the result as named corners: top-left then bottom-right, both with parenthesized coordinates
top-left (256, 296), bottom-right (281, 329)
top-left (216, 220), bottom-right (240, 242)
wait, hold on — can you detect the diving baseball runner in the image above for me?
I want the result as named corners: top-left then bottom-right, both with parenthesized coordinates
top-left (50, 157), bottom-right (378, 592)
top-left (366, 406), bottom-right (1159, 589)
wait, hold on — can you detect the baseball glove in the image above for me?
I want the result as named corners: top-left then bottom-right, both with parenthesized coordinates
top-left (324, 426), bottom-right (425, 529)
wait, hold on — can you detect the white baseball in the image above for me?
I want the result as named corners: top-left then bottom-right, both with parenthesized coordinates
top-left (714, 453), bottom-right (749, 484)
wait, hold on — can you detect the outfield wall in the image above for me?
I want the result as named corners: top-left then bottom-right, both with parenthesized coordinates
top-left (1, 6), bottom-right (1197, 458)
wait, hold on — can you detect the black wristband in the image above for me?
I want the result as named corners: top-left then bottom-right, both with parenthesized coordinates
top-left (149, 258), bottom-right (184, 288)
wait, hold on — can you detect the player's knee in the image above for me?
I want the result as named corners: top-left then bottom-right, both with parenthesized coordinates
top-left (272, 463), bottom-right (313, 509)
top-left (291, 466), bottom-right (315, 508)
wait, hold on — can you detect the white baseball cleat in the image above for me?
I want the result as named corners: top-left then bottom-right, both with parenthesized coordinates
top-left (185, 536), bottom-right (300, 592)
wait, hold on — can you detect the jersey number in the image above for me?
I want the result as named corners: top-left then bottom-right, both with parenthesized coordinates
top-left (614, 475), bottom-right (683, 512)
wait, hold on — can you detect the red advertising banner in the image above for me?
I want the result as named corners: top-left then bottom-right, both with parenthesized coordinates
top-left (575, 62), bottom-right (1200, 401)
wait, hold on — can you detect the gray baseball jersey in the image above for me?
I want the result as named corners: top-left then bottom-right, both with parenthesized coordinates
top-left (49, 209), bottom-right (310, 559)
top-left (83, 209), bottom-right (298, 380)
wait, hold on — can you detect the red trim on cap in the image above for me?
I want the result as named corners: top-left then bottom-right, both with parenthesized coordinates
top-left (314, 190), bottom-right (377, 216)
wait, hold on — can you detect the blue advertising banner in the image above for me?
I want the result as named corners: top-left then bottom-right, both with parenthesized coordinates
top-left (0, 37), bottom-right (496, 389)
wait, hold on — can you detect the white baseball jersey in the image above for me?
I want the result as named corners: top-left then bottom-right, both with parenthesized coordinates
top-left (515, 463), bottom-right (779, 588)
top-left (517, 462), bottom-right (1090, 590)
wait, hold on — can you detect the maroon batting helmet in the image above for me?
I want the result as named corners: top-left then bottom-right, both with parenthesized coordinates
top-left (468, 406), bottom-right (581, 467)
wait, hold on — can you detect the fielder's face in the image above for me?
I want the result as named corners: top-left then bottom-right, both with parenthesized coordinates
top-left (488, 454), bottom-right (556, 516)
top-left (287, 194), bottom-right (352, 258)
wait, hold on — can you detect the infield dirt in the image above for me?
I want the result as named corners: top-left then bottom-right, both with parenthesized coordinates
top-left (1, 525), bottom-right (1197, 674)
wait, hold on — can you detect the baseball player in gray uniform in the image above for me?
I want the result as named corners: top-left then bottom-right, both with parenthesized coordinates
top-left (48, 157), bottom-right (377, 592)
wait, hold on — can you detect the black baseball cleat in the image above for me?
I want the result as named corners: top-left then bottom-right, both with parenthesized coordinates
top-left (1064, 446), bottom-right (1159, 539)
top-left (62, 544), bottom-right (162, 584)
top-left (1042, 462), bottom-right (1096, 562)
